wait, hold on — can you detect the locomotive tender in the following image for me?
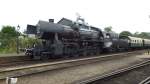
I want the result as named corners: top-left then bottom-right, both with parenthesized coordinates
top-left (25, 17), bottom-right (150, 60)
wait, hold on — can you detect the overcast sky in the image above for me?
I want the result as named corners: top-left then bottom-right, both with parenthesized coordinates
top-left (0, 0), bottom-right (150, 33)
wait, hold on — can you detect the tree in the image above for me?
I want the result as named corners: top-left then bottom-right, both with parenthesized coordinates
top-left (0, 26), bottom-right (18, 38)
top-left (119, 31), bottom-right (132, 37)
top-left (133, 32), bottom-right (140, 37)
top-left (104, 26), bottom-right (112, 32)
top-left (0, 26), bottom-right (20, 53)
top-left (132, 32), bottom-right (150, 39)
top-left (0, 26), bottom-right (19, 46)
top-left (138, 32), bottom-right (150, 39)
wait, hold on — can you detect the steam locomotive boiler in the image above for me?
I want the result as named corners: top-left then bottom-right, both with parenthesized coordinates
top-left (26, 18), bottom-right (104, 60)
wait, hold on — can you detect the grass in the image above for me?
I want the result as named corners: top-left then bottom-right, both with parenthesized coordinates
top-left (0, 53), bottom-right (24, 57)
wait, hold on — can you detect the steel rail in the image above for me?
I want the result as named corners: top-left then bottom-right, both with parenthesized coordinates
top-left (74, 60), bottom-right (150, 84)
top-left (139, 76), bottom-right (150, 84)
top-left (0, 50), bottom-right (144, 80)
top-left (0, 51), bottom-right (139, 72)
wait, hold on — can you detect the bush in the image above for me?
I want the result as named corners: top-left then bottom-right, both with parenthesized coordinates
top-left (0, 36), bottom-right (37, 54)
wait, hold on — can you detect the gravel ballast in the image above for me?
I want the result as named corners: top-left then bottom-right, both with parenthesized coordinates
top-left (89, 60), bottom-right (150, 84)
top-left (0, 53), bottom-right (149, 84)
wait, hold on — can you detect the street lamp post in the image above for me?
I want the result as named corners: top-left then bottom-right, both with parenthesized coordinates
top-left (16, 25), bottom-right (20, 54)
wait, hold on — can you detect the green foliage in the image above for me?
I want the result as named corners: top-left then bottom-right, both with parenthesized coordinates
top-left (134, 32), bottom-right (150, 39)
top-left (120, 31), bottom-right (132, 37)
top-left (0, 26), bottom-right (17, 49)
top-left (0, 25), bottom-right (37, 54)
top-left (19, 36), bottom-right (37, 48)
top-left (0, 26), bottom-right (19, 38)
top-left (120, 31), bottom-right (150, 39)
top-left (133, 32), bottom-right (140, 37)
top-left (104, 26), bottom-right (112, 32)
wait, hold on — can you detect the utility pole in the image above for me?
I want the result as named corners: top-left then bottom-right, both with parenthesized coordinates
top-left (16, 25), bottom-right (20, 54)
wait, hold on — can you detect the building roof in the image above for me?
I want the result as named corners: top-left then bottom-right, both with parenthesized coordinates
top-left (57, 18), bottom-right (73, 26)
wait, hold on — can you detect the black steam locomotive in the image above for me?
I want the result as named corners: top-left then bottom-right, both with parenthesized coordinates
top-left (26, 17), bottom-right (104, 59)
top-left (25, 17), bottom-right (150, 60)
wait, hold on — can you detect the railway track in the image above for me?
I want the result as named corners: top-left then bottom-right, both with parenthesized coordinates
top-left (0, 56), bottom-right (30, 66)
top-left (139, 76), bottom-right (150, 84)
top-left (0, 50), bottom-right (144, 80)
top-left (0, 50), bottom-right (143, 67)
top-left (75, 58), bottom-right (150, 84)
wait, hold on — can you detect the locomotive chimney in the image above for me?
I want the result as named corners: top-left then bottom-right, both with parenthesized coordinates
top-left (49, 19), bottom-right (54, 23)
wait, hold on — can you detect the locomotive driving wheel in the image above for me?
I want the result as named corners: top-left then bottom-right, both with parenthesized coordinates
top-left (41, 52), bottom-right (50, 60)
